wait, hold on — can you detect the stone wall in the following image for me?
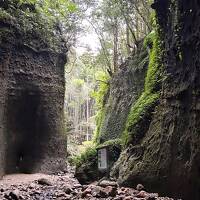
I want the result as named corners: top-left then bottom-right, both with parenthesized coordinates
top-left (0, 1), bottom-right (67, 177)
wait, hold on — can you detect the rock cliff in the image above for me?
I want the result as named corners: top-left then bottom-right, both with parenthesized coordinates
top-left (0, 0), bottom-right (67, 178)
top-left (110, 1), bottom-right (200, 200)
top-left (98, 46), bottom-right (148, 143)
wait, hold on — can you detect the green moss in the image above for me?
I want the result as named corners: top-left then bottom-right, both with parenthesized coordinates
top-left (91, 72), bottom-right (110, 144)
top-left (0, 8), bottom-right (12, 21)
top-left (122, 15), bottom-right (163, 146)
top-left (72, 139), bottom-right (121, 169)
top-left (97, 138), bottom-right (122, 149)
top-left (0, 1), bottom-right (64, 52)
top-left (71, 145), bottom-right (97, 168)
top-left (122, 92), bottom-right (159, 145)
top-left (144, 31), bottom-right (163, 93)
top-left (143, 30), bottom-right (155, 49)
top-left (93, 107), bottom-right (106, 143)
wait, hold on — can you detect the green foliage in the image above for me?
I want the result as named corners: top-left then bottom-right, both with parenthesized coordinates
top-left (91, 71), bottom-right (110, 143)
top-left (72, 139), bottom-right (121, 169)
top-left (71, 145), bottom-right (97, 168)
top-left (0, 0), bottom-right (78, 52)
top-left (143, 30), bottom-right (155, 49)
top-left (18, 0), bottom-right (77, 21)
top-left (0, 8), bottom-right (12, 21)
top-left (0, 2), bottom-right (56, 50)
top-left (93, 107), bottom-right (106, 143)
top-left (0, 8), bottom-right (13, 43)
top-left (122, 19), bottom-right (163, 146)
top-left (97, 138), bottom-right (122, 149)
top-left (91, 71), bottom-right (109, 109)
top-left (72, 78), bottom-right (84, 89)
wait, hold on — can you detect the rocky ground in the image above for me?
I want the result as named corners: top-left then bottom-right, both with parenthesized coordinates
top-left (0, 165), bottom-right (179, 200)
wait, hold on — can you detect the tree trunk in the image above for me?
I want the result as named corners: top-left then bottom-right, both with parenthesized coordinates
top-left (113, 18), bottom-right (119, 72)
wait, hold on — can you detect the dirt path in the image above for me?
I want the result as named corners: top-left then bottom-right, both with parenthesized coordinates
top-left (0, 174), bottom-right (57, 186)
top-left (0, 168), bottom-right (177, 200)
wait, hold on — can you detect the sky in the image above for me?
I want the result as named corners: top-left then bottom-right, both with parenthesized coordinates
top-left (75, 6), bottom-right (101, 55)
top-left (76, 30), bottom-right (100, 55)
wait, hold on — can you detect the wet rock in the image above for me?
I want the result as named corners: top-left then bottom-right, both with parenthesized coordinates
top-left (104, 186), bottom-right (117, 197)
top-left (113, 196), bottom-right (123, 200)
top-left (63, 186), bottom-right (73, 194)
top-left (146, 193), bottom-right (159, 200)
top-left (73, 183), bottom-right (82, 188)
top-left (4, 192), bottom-right (10, 199)
top-left (91, 186), bottom-right (107, 198)
top-left (146, 197), bottom-right (156, 200)
top-left (0, 170), bottom-right (174, 200)
top-left (136, 184), bottom-right (144, 191)
top-left (9, 189), bottom-right (21, 200)
top-left (82, 185), bottom-right (88, 191)
top-left (28, 183), bottom-right (36, 189)
top-left (81, 187), bottom-right (92, 198)
top-left (123, 196), bottom-right (134, 200)
top-left (56, 191), bottom-right (67, 198)
top-left (98, 180), bottom-right (118, 188)
top-left (37, 178), bottom-right (52, 186)
top-left (63, 194), bottom-right (72, 199)
top-left (118, 187), bottom-right (133, 196)
top-left (32, 190), bottom-right (41, 195)
top-left (136, 190), bottom-right (149, 198)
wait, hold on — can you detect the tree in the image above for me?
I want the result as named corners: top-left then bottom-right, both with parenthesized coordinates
top-left (79, 0), bottom-right (152, 76)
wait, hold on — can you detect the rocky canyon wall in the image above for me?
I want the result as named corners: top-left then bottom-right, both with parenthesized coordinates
top-left (98, 46), bottom-right (148, 143)
top-left (110, 1), bottom-right (200, 200)
top-left (0, 0), bottom-right (67, 178)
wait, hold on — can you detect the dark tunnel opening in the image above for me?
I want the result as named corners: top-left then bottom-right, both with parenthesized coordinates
top-left (5, 88), bottom-right (48, 174)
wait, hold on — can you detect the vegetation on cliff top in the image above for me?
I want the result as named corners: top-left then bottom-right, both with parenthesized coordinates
top-left (0, 0), bottom-right (77, 52)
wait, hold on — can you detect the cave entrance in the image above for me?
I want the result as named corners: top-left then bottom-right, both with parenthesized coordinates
top-left (5, 88), bottom-right (44, 174)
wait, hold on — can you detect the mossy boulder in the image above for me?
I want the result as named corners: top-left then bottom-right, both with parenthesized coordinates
top-left (74, 139), bottom-right (121, 184)
top-left (74, 146), bottom-right (98, 184)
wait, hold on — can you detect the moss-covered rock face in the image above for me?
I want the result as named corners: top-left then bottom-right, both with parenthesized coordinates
top-left (98, 45), bottom-right (148, 143)
top-left (110, 13), bottom-right (163, 190)
top-left (0, 0), bottom-right (67, 178)
top-left (122, 30), bottom-right (162, 146)
top-left (111, 1), bottom-right (200, 200)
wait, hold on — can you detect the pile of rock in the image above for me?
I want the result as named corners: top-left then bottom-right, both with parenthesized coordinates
top-left (79, 180), bottom-right (173, 200)
top-left (0, 173), bottom-right (176, 200)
